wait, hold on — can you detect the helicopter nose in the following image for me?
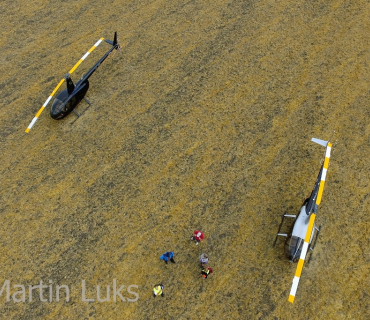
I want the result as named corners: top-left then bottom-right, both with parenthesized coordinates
top-left (288, 255), bottom-right (299, 263)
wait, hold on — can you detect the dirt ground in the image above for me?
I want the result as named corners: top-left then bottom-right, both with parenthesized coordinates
top-left (0, 0), bottom-right (369, 319)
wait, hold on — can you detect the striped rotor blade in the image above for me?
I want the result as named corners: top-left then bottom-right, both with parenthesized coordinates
top-left (25, 78), bottom-right (65, 133)
top-left (68, 38), bottom-right (104, 74)
top-left (288, 213), bottom-right (316, 303)
top-left (25, 37), bottom-right (104, 133)
top-left (288, 142), bottom-right (332, 303)
top-left (316, 142), bottom-right (332, 205)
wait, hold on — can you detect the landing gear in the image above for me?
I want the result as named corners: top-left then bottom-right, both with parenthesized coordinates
top-left (71, 97), bottom-right (92, 124)
top-left (83, 97), bottom-right (91, 106)
top-left (307, 225), bottom-right (321, 263)
top-left (273, 212), bottom-right (296, 247)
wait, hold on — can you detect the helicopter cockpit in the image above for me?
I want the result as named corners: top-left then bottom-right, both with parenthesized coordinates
top-left (50, 79), bottom-right (89, 120)
top-left (283, 203), bottom-right (312, 262)
top-left (284, 235), bottom-right (303, 262)
top-left (50, 89), bottom-right (69, 119)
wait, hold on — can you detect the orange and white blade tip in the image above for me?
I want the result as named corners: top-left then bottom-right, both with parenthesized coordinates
top-left (288, 213), bottom-right (316, 303)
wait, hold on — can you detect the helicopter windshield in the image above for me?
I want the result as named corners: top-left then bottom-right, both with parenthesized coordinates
top-left (285, 236), bottom-right (303, 262)
top-left (51, 90), bottom-right (69, 115)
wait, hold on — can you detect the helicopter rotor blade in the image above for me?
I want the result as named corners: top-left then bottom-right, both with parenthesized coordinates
top-left (25, 78), bottom-right (65, 133)
top-left (68, 38), bottom-right (104, 74)
top-left (288, 141), bottom-right (332, 303)
top-left (288, 213), bottom-right (316, 303)
top-left (25, 38), bottom-right (105, 133)
top-left (315, 142), bottom-right (332, 205)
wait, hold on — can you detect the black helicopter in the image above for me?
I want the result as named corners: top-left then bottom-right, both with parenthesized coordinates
top-left (273, 137), bottom-right (333, 303)
top-left (26, 32), bottom-right (120, 132)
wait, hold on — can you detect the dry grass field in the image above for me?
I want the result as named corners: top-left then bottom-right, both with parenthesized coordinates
top-left (0, 0), bottom-right (369, 319)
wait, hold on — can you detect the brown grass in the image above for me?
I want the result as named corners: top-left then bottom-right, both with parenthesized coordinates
top-left (0, 0), bottom-right (369, 319)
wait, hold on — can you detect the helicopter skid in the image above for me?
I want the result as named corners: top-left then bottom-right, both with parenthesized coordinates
top-left (273, 212), bottom-right (297, 247)
top-left (70, 98), bottom-right (92, 125)
top-left (307, 225), bottom-right (321, 263)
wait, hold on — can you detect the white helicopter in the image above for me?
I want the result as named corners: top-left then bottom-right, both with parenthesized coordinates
top-left (273, 136), bottom-right (334, 303)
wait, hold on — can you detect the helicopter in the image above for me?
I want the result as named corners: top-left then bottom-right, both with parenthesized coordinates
top-left (25, 32), bottom-right (120, 133)
top-left (273, 136), bottom-right (334, 303)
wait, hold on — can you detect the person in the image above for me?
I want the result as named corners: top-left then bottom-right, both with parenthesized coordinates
top-left (201, 266), bottom-right (213, 279)
top-left (160, 251), bottom-right (176, 264)
top-left (153, 284), bottom-right (164, 297)
top-left (199, 253), bottom-right (208, 267)
top-left (191, 230), bottom-right (204, 245)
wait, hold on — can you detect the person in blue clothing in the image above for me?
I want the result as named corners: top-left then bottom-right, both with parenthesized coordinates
top-left (160, 251), bottom-right (176, 264)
